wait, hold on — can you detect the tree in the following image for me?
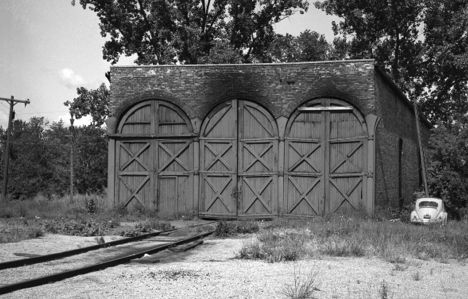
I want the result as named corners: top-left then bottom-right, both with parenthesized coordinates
top-left (315, 0), bottom-right (425, 93)
top-left (7, 118), bottom-right (53, 199)
top-left (73, 125), bottom-right (108, 194)
top-left (315, 0), bottom-right (468, 125)
top-left (418, 0), bottom-right (468, 124)
top-left (266, 30), bottom-right (332, 62)
top-left (64, 83), bottom-right (110, 127)
top-left (426, 122), bottom-right (468, 218)
top-left (73, 0), bottom-right (309, 64)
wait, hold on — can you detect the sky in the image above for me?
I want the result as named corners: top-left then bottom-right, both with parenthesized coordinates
top-left (0, 0), bottom-right (339, 128)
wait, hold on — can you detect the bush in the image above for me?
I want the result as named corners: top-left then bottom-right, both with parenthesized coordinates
top-left (238, 230), bottom-right (305, 262)
top-left (426, 124), bottom-right (468, 219)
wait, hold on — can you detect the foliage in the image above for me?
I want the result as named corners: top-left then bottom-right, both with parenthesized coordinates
top-left (426, 123), bottom-right (468, 218)
top-left (0, 118), bottom-right (107, 200)
top-left (266, 30), bottom-right (334, 62)
top-left (64, 83), bottom-right (110, 127)
top-left (73, 0), bottom-right (309, 64)
top-left (418, 0), bottom-right (468, 124)
top-left (315, 0), bottom-right (468, 124)
top-left (315, 0), bottom-right (424, 89)
top-left (73, 126), bottom-right (108, 194)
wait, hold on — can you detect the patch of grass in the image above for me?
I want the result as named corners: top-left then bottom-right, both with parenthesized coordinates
top-left (238, 230), bottom-right (305, 262)
top-left (118, 219), bottom-right (174, 237)
top-left (41, 218), bottom-right (119, 236)
top-left (318, 236), bottom-right (366, 257)
top-left (214, 221), bottom-right (259, 237)
top-left (281, 269), bottom-right (319, 299)
top-left (0, 225), bottom-right (44, 243)
top-left (238, 216), bottom-right (468, 262)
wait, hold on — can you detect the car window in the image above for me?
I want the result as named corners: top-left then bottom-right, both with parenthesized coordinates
top-left (419, 201), bottom-right (438, 208)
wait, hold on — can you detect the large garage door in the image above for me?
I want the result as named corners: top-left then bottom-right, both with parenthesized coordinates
top-left (200, 100), bottom-right (278, 218)
top-left (115, 100), bottom-right (194, 217)
top-left (285, 98), bottom-right (367, 216)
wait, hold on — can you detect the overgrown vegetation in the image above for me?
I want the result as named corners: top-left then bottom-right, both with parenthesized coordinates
top-left (214, 221), bottom-right (259, 237)
top-left (0, 195), bottom-right (173, 243)
top-left (238, 217), bottom-right (468, 263)
top-left (0, 118), bottom-right (107, 200)
top-left (426, 123), bottom-right (468, 219)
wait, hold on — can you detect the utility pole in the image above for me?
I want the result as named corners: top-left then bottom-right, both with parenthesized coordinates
top-left (0, 96), bottom-right (30, 202)
top-left (69, 113), bottom-right (75, 203)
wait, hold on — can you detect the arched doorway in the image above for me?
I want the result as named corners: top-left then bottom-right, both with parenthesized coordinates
top-left (199, 100), bottom-right (279, 218)
top-left (113, 100), bottom-right (194, 216)
top-left (284, 98), bottom-right (368, 216)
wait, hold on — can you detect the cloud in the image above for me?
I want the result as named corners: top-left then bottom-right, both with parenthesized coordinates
top-left (59, 68), bottom-right (86, 89)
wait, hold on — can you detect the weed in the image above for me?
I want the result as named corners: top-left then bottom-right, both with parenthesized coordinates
top-left (392, 263), bottom-right (408, 271)
top-left (281, 269), bottom-right (319, 299)
top-left (214, 221), bottom-right (259, 237)
top-left (379, 280), bottom-right (390, 299)
top-left (412, 271), bottom-right (422, 281)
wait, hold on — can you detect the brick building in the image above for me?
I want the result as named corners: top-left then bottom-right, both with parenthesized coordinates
top-left (107, 59), bottom-right (429, 218)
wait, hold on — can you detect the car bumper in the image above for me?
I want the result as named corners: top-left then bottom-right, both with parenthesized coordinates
top-left (410, 218), bottom-right (445, 224)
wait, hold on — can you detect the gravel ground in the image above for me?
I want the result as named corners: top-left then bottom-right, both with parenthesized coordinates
top-left (0, 234), bottom-right (467, 299)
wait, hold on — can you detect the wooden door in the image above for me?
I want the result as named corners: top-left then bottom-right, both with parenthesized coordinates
top-left (200, 101), bottom-right (238, 217)
top-left (327, 100), bottom-right (367, 214)
top-left (285, 108), bottom-right (325, 216)
top-left (156, 102), bottom-right (194, 216)
top-left (115, 100), bottom-right (193, 216)
top-left (238, 101), bottom-right (278, 217)
top-left (116, 140), bottom-right (155, 210)
top-left (200, 100), bottom-right (278, 218)
top-left (284, 99), bottom-right (367, 216)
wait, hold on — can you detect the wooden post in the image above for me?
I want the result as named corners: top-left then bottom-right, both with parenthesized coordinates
top-left (413, 102), bottom-right (429, 197)
top-left (1, 96), bottom-right (30, 202)
top-left (69, 115), bottom-right (75, 203)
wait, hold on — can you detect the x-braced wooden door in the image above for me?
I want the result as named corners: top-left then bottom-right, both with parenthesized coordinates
top-left (284, 99), bottom-right (367, 216)
top-left (200, 100), bottom-right (278, 218)
top-left (115, 100), bottom-right (194, 216)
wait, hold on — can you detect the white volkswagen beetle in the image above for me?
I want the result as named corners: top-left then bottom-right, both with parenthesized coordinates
top-left (410, 198), bottom-right (448, 224)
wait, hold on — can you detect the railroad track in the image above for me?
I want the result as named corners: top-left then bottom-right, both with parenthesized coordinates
top-left (0, 221), bottom-right (216, 295)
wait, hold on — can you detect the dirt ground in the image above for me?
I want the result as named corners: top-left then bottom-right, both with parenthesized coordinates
top-left (0, 230), bottom-right (467, 299)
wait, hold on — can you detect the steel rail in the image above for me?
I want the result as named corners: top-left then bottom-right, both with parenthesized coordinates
top-left (0, 229), bottom-right (215, 295)
top-left (0, 221), bottom-right (215, 270)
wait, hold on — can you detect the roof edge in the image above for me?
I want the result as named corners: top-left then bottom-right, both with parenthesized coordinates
top-left (110, 59), bottom-right (375, 69)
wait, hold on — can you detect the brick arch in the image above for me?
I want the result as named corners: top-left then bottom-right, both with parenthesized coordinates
top-left (108, 90), bottom-right (187, 134)
top-left (112, 98), bottom-right (193, 135)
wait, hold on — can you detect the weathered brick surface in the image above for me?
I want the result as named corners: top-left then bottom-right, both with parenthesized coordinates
top-left (109, 60), bottom-right (428, 215)
top-left (374, 71), bottom-right (429, 212)
top-left (108, 60), bottom-right (376, 133)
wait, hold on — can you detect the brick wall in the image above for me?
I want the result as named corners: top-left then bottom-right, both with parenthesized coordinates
top-left (374, 71), bottom-right (429, 213)
top-left (108, 60), bottom-right (376, 134)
